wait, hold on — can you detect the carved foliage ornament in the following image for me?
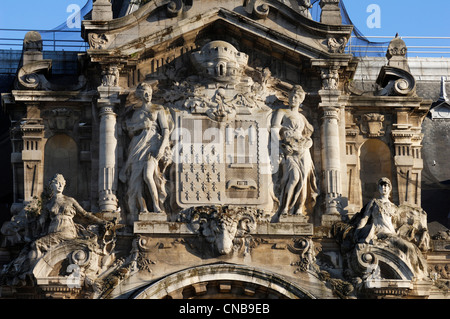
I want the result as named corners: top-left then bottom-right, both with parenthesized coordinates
top-left (288, 237), bottom-right (315, 272)
top-left (43, 108), bottom-right (80, 132)
top-left (88, 33), bottom-right (110, 50)
top-left (101, 65), bottom-right (120, 87)
top-left (320, 67), bottom-right (339, 90)
top-left (327, 37), bottom-right (348, 54)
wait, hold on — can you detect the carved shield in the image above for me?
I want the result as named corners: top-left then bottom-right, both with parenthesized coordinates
top-left (173, 111), bottom-right (271, 208)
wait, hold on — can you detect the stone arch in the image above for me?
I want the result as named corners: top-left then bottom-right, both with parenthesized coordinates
top-left (132, 263), bottom-right (316, 299)
top-left (44, 134), bottom-right (78, 197)
top-left (353, 245), bottom-right (415, 281)
top-left (359, 139), bottom-right (393, 205)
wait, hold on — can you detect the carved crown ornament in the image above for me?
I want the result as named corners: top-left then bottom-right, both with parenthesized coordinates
top-left (190, 41), bottom-right (249, 84)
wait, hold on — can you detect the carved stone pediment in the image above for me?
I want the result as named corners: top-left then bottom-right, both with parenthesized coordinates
top-left (430, 102), bottom-right (450, 120)
top-left (82, 1), bottom-right (352, 61)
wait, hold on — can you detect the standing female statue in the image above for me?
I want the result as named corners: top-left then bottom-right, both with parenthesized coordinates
top-left (271, 85), bottom-right (318, 217)
top-left (119, 82), bottom-right (171, 214)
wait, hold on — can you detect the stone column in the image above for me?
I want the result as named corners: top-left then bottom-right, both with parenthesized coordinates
top-left (314, 62), bottom-right (344, 225)
top-left (97, 64), bottom-right (121, 213)
top-left (320, 95), bottom-right (342, 216)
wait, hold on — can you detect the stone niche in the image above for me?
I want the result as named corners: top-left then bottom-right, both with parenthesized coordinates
top-left (0, 0), bottom-right (446, 300)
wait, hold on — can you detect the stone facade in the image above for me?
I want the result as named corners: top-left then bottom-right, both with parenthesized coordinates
top-left (0, 0), bottom-right (449, 299)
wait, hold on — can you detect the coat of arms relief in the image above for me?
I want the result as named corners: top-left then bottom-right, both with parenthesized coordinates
top-left (119, 40), bottom-right (319, 225)
top-left (116, 40), bottom-right (319, 257)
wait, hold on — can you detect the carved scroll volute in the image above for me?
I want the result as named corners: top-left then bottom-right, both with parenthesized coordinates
top-left (244, 0), bottom-right (270, 19)
top-left (16, 60), bottom-right (52, 90)
top-left (167, 0), bottom-right (184, 17)
top-left (253, 0), bottom-right (270, 19)
top-left (377, 35), bottom-right (417, 96)
top-left (354, 248), bottom-right (379, 277)
top-left (288, 237), bottom-right (315, 272)
top-left (70, 249), bottom-right (92, 267)
top-left (377, 66), bottom-right (416, 96)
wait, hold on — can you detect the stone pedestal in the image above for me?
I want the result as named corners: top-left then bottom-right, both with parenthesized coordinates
top-left (320, 0), bottom-right (342, 25)
top-left (92, 0), bottom-right (113, 21)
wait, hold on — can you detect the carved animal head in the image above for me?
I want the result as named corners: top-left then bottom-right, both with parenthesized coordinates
top-left (203, 214), bottom-right (239, 255)
top-left (185, 206), bottom-right (256, 255)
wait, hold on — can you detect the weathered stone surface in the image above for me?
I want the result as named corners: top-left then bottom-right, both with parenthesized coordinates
top-left (1, 0), bottom-right (447, 300)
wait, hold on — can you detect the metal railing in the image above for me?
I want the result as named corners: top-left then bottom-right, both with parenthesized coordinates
top-left (0, 28), bottom-right (88, 52)
top-left (347, 36), bottom-right (450, 57)
top-left (1, 30), bottom-right (450, 57)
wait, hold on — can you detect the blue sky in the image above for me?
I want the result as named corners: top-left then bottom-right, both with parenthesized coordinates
top-left (0, 0), bottom-right (448, 35)
top-left (0, 0), bottom-right (89, 30)
top-left (0, 0), bottom-right (448, 55)
top-left (342, 0), bottom-right (450, 38)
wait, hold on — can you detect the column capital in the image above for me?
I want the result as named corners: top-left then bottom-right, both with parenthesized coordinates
top-left (320, 67), bottom-right (340, 91)
top-left (318, 89), bottom-right (342, 115)
top-left (100, 64), bottom-right (122, 88)
top-left (321, 106), bottom-right (340, 122)
top-left (97, 63), bottom-right (122, 106)
top-left (98, 105), bottom-right (117, 117)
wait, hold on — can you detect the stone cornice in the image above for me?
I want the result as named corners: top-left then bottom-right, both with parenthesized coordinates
top-left (82, 0), bottom-right (352, 37)
top-left (9, 90), bottom-right (97, 103)
top-left (83, 1), bottom-right (353, 61)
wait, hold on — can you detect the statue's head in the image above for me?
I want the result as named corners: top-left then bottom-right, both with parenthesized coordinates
top-left (378, 177), bottom-right (392, 197)
top-left (136, 82), bottom-right (153, 104)
top-left (50, 174), bottom-right (66, 194)
top-left (289, 85), bottom-right (306, 108)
